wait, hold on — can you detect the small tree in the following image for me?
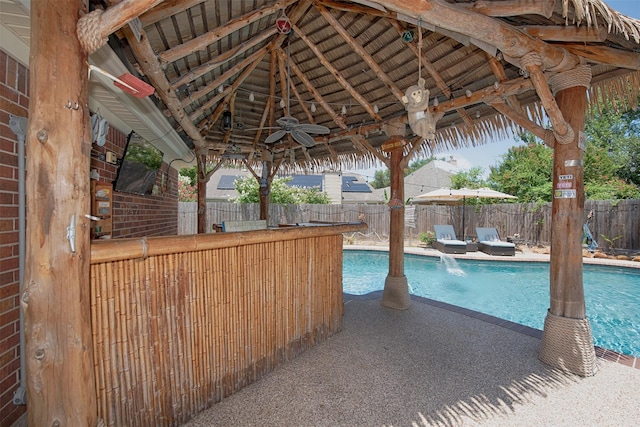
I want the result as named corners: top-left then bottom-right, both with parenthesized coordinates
top-left (178, 175), bottom-right (197, 201)
top-left (488, 134), bottom-right (554, 203)
top-left (233, 176), bottom-right (331, 204)
top-left (450, 166), bottom-right (487, 189)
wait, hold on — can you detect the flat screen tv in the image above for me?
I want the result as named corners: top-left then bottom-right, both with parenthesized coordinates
top-left (114, 132), bottom-right (164, 195)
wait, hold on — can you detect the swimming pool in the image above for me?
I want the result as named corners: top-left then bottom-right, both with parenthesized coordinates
top-left (343, 250), bottom-right (640, 358)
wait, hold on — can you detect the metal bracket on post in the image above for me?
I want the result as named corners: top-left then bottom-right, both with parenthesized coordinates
top-left (67, 215), bottom-right (76, 253)
top-left (9, 114), bottom-right (28, 406)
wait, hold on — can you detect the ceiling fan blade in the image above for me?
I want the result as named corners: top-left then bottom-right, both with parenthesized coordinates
top-left (291, 130), bottom-right (316, 147)
top-left (242, 126), bottom-right (280, 132)
top-left (297, 123), bottom-right (330, 135)
top-left (265, 129), bottom-right (288, 144)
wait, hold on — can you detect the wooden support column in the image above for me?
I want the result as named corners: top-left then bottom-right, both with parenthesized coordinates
top-left (24, 0), bottom-right (98, 425)
top-left (197, 157), bottom-right (222, 233)
top-left (197, 153), bottom-right (208, 234)
top-left (259, 160), bottom-right (271, 221)
top-left (381, 136), bottom-right (410, 310)
top-left (539, 63), bottom-right (597, 377)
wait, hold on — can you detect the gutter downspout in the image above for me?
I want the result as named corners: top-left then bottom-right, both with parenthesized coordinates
top-left (9, 115), bottom-right (27, 406)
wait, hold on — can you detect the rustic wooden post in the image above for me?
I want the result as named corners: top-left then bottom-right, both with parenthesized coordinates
top-left (381, 136), bottom-right (410, 310)
top-left (259, 156), bottom-right (272, 221)
top-left (539, 62), bottom-right (597, 376)
top-left (197, 153), bottom-right (208, 234)
top-left (23, 0), bottom-right (98, 424)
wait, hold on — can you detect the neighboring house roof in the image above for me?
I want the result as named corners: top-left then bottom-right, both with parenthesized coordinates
top-left (372, 159), bottom-right (460, 202)
top-left (205, 168), bottom-right (382, 204)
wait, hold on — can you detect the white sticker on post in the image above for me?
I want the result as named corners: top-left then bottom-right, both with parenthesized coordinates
top-left (554, 189), bottom-right (577, 199)
top-left (564, 159), bottom-right (583, 167)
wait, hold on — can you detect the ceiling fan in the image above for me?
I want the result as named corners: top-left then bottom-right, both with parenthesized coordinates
top-left (265, 36), bottom-right (330, 147)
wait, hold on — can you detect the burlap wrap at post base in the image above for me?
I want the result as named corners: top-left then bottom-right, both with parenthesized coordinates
top-left (539, 310), bottom-right (598, 377)
top-left (381, 275), bottom-right (411, 310)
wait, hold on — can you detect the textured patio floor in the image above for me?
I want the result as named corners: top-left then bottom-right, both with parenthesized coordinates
top-left (183, 292), bottom-right (640, 426)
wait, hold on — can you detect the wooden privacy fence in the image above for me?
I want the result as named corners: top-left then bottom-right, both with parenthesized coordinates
top-left (179, 199), bottom-right (639, 251)
top-left (89, 223), bottom-right (364, 426)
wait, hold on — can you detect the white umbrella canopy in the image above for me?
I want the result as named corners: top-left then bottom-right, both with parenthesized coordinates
top-left (412, 187), bottom-right (517, 239)
top-left (413, 187), bottom-right (517, 204)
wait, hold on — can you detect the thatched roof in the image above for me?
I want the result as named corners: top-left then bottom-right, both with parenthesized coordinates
top-left (100, 0), bottom-right (640, 171)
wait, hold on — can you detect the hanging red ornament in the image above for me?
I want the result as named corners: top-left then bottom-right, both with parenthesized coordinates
top-left (276, 14), bottom-right (291, 34)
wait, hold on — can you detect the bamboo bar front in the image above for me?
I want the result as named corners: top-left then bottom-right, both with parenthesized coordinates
top-left (90, 223), bottom-right (365, 426)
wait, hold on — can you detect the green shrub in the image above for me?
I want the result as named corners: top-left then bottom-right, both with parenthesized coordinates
top-left (419, 231), bottom-right (436, 246)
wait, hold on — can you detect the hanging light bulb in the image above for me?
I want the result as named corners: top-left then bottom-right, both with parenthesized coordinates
top-left (373, 104), bottom-right (379, 114)
top-left (280, 98), bottom-right (286, 109)
top-left (249, 92), bottom-right (255, 102)
top-left (433, 97), bottom-right (439, 107)
top-left (341, 105), bottom-right (347, 115)
top-left (310, 103), bottom-right (316, 113)
top-left (217, 85), bottom-right (224, 94)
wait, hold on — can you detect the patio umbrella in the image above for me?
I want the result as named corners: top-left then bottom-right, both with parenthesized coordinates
top-left (413, 187), bottom-right (517, 239)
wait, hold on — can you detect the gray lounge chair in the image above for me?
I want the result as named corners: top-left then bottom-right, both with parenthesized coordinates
top-left (433, 225), bottom-right (467, 254)
top-left (476, 227), bottom-right (515, 256)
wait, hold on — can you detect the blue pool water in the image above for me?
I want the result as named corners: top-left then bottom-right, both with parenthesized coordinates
top-left (343, 250), bottom-right (640, 358)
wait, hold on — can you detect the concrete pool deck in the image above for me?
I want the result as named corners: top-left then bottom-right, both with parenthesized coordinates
top-left (184, 296), bottom-right (640, 426)
top-left (183, 246), bottom-right (640, 426)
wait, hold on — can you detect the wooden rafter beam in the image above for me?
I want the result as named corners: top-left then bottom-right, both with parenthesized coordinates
top-left (522, 56), bottom-right (573, 143)
top-left (197, 52), bottom-right (268, 129)
top-left (403, 137), bottom-right (424, 165)
top-left (158, 0), bottom-right (297, 64)
top-left (353, 134), bottom-right (389, 166)
top-left (291, 23), bottom-right (383, 121)
top-left (139, 0), bottom-right (205, 27)
top-left (117, 20), bottom-right (207, 148)
top-left (319, 0), bottom-right (388, 17)
top-left (181, 45), bottom-right (271, 110)
top-left (314, 2), bottom-right (405, 103)
top-left (280, 44), bottom-right (371, 163)
top-left (522, 25), bottom-right (608, 43)
top-left (375, 0), bottom-right (580, 73)
top-left (561, 43), bottom-right (640, 70)
top-left (463, 0), bottom-right (555, 19)
top-left (431, 76), bottom-right (534, 114)
top-left (252, 94), bottom-right (272, 149)
top-left (283, 49), bottom-right (343, 127)
top-left (171, 27), bottom-right (278, 89)
top-left (484, 52), bottom-right (522, 111)
top-left (316, 75), bottom-right (537, 148)
top-left (489, 100), bottom-right (554, 147)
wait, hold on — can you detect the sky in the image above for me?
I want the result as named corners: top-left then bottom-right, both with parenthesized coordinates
top-left (348, 0), bottom-right (640, 181)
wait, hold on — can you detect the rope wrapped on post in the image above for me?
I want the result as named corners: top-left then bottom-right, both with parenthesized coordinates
top-left (77, 9), bottom-right (108, 55)
top-left (549, 63), bottom-right (593, 95)
top-left (539, 310), bottom-right (598, 377)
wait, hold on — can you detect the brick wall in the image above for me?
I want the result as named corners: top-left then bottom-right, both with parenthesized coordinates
top-left (0, 48), bottom-right (179, 427)
top-left (0, 48), bottom-right (28, 427)
top-left (90, 127), bottom-right (179, 238)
